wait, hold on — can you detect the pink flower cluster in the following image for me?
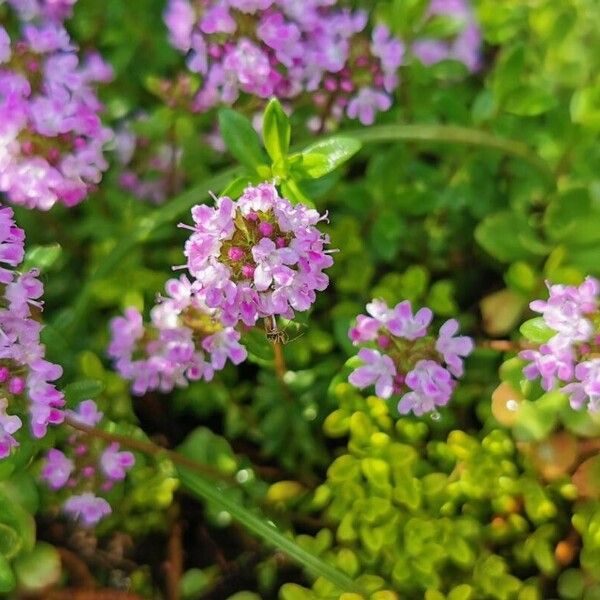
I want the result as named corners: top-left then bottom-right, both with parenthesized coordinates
top-left (0, 206), bottom-right (65, 458)
top-left (521, 277), bottom-right (600, 413)
top-left (347, 299), bottom-right (473, 416)
top-left (40, 400), bottom-right (135, 525)
top-left (2, 0), bottom-right (78, 22)
top-left (108, 276), bottom-right (247, 395)
top-left (0, 22), bottom-right (112, 209)
top-left (181, 183), bottom-right (333, 327)
top-left (412, 0), bottom-right (481, 73)
top-left (163, 0), bottom-right (404, 125)
top-left (109, 183), bottom-right (333, 393)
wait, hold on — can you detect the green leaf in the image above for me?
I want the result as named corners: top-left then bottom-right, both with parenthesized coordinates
top-left (0, 491), bottom-right (35, 560)
top-left (13, 543), bottom-right (61, 591)
top-left (0, 554), bottom-right (15, 594)
top-left (178, 468), bottom-right (360, 593)
top-left (178, 428), bottom-right (238, 475)
top-left (63, 380), bottom-right (104, 406)
top-left (519, 317), bottom-right (555, 344)
top-left (218, 108), bottom-right (268, 172)
top-left (504, 86), bottom-right (557, 116)
top-left (475, 212), bottom-right (547, 263)
top-left (298, 137), bottom-right (361, 178)
top-left (262, 98), bottom-right (291, 162)
top-left (281, 179), bottom-right (315, 207)
top-left (220, 176), bottom-right (256, 199)
top-left (21, 244), bottom-right (62, 273)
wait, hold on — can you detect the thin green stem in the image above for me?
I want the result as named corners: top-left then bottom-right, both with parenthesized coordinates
top-left (178, 468), bottom-right (360, 593)
top-left (343, 124), bottom-right (555, 183)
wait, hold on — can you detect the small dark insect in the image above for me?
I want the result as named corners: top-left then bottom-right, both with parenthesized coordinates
top-left (264, 316), bottom-right (304, 345)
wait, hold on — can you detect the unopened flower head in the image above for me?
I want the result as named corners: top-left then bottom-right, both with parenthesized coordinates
top-left (180, 182), bottom-right (333, 328)
top-left (0, 206), bottom-right (65, 458)
top-left (521, 277), bottom-right (600, 413)
top-left (0, 22), bottom-right (112, 209)
top-left (348, 299), bottom-right (473, 416)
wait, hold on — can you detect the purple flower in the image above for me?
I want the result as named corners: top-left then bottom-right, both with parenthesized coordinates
top-left (388, 300), bottom-right (433, 341)
top-left (163, 0), bottom-right (402, 123)
top-left (411, 0), bottom-right (481, 73)
top-left (41, 449), bottom-right (73, 490)
top-left (0, 209), bottom-right (65, 451)
top-left (399, 360), bottom-right (454, 416)
top-left (530, 277), bottom-right (598, 343)
top-left (435, 319), bottom-right (474, 376)
top-left (100, 443), bottom-right (135, 481)
top-left (202, 329), bottom-right (248, 370)
top-left (0, 398), bottom-right (21, 459)
top-left (67, 399), bottom-right (103, 427)
top-left (346, 88), bottom-right (392, 125)
top-left (349, 348), bottom-right (397, 399)
top-left (63, 492), bottom-right (112, 526)
top-left (0, 22), bottom-right (112, 209)
top-left (5, 0), bottom-right (78, 22)
top-left (347, 298), bottom-right (473, 417)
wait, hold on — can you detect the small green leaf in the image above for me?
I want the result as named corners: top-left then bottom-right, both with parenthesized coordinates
top-left (0, 554), bottom-right (15, 594)
top-left (520, 317), bottom-right (555, 344)
top-left (220, 176), bottom-right (256, 199)
top-left (218, 108), bottom-right (269, 172)
top-left (63, 380), bottom-right (104, 406)
top-left (298, 137), bottom-right (361, 178)
top-left (281, 179), bottom-right (315, 207)
top-left (13, 543), bottom-right (61, 592)
top-left (21, 244), bottom-right (62, 273)
top-left (262, 98), bottom-right (291, 162)
top-left (504, 86), bottom-right (557, 116)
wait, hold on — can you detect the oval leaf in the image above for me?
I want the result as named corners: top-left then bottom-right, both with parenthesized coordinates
top-left (218, 108), bottom-right (268, 172)
top-left (299, 137), bottom-right (361, 178)
top-left (263, 98), bottom-right (291, 162)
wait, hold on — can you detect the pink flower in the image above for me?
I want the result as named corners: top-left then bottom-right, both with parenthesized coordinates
top-left (349, 348), bottom-right (397, 399)
top-left (100, 443), bottom-right (135, 481)
top-left (63, 492), bottom-right (111, 526)
top-left (41, 449), bottom-right (74, 490)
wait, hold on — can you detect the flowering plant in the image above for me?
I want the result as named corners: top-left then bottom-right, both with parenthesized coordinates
top-left (1, 0), bottom-right (600, 598)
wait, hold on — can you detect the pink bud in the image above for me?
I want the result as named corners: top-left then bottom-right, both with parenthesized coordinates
top-left (242, 264), bottom-right (255, 279)
top-left (21, 141), bottom-right (35, 155)
top-left (275, 237), bottom-right (287, 248)
top-left (8, 377), bottom-right (25, 395)
top-left (75, 444), bottom-right (88, 456)
top-left (258, 222), bottom-right (274, 237)
top-left (82, 466), bottom-right (95, 478)
top-left (47, 148), bottom-right (60, 163)
top-left (246, 211), bottom-right (259, 222)
top-left (228, 246), bottom-right (245, 261)
top-left (0, 367), bottom-right (9, 383)
top-left (377, 335), bottom-right (391, 349)
top-left (324, 78), bottom-right (337, 92)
